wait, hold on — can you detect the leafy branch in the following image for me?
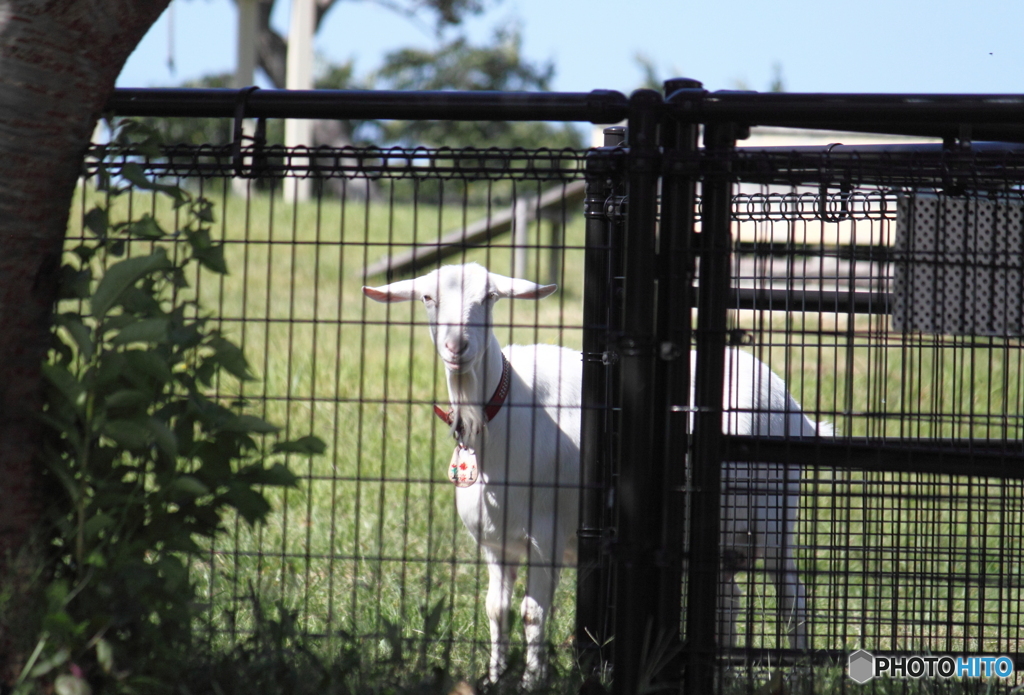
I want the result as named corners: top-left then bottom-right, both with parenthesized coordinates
top-left (15, 119), bottom-right (325, 694)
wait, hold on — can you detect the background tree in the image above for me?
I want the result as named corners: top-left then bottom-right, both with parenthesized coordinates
top-left (244, 0), bottom-right (492, 89)
top-left (374, 26), bottom-right (583, 149)
top-left (151, 23), bottom-right (582, 151)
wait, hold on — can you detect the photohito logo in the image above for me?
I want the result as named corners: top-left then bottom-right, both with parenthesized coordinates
top-left (848, 650), bottom-right (1015, 683)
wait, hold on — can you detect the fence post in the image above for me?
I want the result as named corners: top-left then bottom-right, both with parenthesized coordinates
top-left (576, 125), bottom-right (626, 672)
top-left (655, 78), bottom-right (704, 675)
top-left (610, 88), bottom-right (672, 695)
top-left (684, 121), bottom-right (739, 695)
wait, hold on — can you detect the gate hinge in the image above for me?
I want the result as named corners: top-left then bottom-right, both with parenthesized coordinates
top-left (604, 195), bottom-right (627, 219)
top-left (660, 341), bottom-right (684, 360)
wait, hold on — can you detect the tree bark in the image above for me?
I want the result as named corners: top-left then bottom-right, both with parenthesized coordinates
top-left (0, 0), bottom-right (169, 607)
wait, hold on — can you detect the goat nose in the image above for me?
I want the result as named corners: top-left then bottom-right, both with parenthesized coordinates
top-left (445, 339), bottom-right (466, 356)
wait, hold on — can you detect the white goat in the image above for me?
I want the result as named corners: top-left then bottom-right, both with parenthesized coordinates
top-left (363, 263), bottom-right (820, 685)
top-left (364, 263), bottom-right (580, 688)
top-left (712, 348), bottom-right (817, 651)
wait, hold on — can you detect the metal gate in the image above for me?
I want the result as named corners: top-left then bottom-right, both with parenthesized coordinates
top-left (88, 83), bottom-right (1024, 693)
top-left (579, 83), bottom-right (1024, 695)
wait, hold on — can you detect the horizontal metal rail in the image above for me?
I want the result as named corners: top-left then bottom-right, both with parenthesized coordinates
top-left (105, 86), bottom-right (1024, 141)
top-left (717, 287), bottom-right (891, 314)
top-left (669, 90), bottom-right (1024, 141)
top-left (723, 435), bottom-right (1024, 480)
top-left (105, 87), bottom-right (629, 124)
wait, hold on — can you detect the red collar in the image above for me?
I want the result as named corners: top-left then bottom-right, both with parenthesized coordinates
top-left (434, 353), bottom-right (512, 430)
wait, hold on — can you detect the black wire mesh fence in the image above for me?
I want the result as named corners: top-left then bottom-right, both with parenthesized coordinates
top-left (73, 141), bottom-right (590, 682)
top-left (73, 85), bottom-right (1024, 693)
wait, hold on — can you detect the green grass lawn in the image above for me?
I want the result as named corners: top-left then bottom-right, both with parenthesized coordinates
top-left (68, 175), bottom-right (1024, 689)
top-left (70, 176), bottom-right (587, 683)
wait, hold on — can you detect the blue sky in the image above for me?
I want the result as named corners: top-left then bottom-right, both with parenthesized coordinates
top-left (117, 0), bottom-right (1024, 96)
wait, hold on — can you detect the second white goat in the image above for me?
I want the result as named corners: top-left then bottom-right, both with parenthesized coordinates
top-left (364, 262), bottom-right (819, 685)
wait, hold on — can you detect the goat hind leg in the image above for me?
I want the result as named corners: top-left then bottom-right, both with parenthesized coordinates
top-left (717, 570), bottom-right (742, 649)
top-left (769, 560), bottom-right (807, 650)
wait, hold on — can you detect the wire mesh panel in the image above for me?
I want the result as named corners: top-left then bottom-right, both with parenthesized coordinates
top-left (73, 143), bottom-right (590, 684)
top-left (695, 146), bottom-right (1024, 692)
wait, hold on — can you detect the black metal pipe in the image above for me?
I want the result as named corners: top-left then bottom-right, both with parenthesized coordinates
top-left (722, 436), bottom-right (1024, 480)
top-left (610, 89), bottom-right (667, 695)
top-left (672, 91), bottom-right (1024, 132)
top-left (107, 87), bottom-right (1024, 140)
top-left (737, 141), bottom-right (1024, 156)
top-left (684, 122), bottom-right (738, 695)
top-left (718, 288), bottom-right (892, 315)
top-left (653, 78), bottom-right (704, 681)
top-left (664, 91), bottom-right (1024, 141)
top-left (575, 135), bottom-right (621, 670)
top-left (106, 87), bottom-right (629, 123)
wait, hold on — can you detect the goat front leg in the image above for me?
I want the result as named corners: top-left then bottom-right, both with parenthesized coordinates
top-left (521, 561), bottom-right (559, 689)
top-left (485, 553), bottom-right (517, 684)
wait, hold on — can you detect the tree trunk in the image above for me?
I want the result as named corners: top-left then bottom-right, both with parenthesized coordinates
top-left (0, 0), bottom-right (170, 673)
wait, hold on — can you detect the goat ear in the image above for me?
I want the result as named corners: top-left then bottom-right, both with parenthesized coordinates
top-left (362, 279), bottom-right (418, 303)
top-left (488, 273), bottom-right (557, 300)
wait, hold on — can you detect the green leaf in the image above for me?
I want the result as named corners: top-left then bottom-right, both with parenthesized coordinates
top-left (210, 336), bottom-right (254, 381)
top-left (96, 638), bottom-right (115, 674)
top-left (167, 475), bottom-right (209, 499)
top-left (71, 244), bottom-right (96, 264)
top-left (94, 351), bottom-right (126, 388)
top-left (41, 363), bottom-right (85, 413)
top-left (195, 198), bottom-right (215, 223)
top-left (91, 249), bottom-right (171, 319)
top-left (123, 349), bottom-right (173, 385)
top-left (157, 555), bottom-right (188, 592)
top-left (118, 162), bottom-right (156, 191)
top-left (38, 443), bottom-right (80, 500)
top-left (273, 435), bottom-right (327, 455)
top-left (134, 138), bottom-right (164, 161)
top-left (193, 243), bottom-right (228, 274)
top-left (126, 214), bottom-right (165, 240)
top-left (163, 534), bottom-right (204, 555)
top-left (111, 317), bottom-right (170, 345)
top-left (85, 549), bottom-right (107, 568)
top-left (221, 414), bottom-right (279, 434)
top-left (55, 314), bottom-right (95, 361)
top-left (54, 673), bottom-right (90, 695)
top-left (118, 286), bottom-right (162, 315)
top-left (169, 320), bottom-right (203, 349)
top-left (239, 462), bottom-right (299, 488)
top-left (45, 579), bottom-right (70, 609)
top-left (83, 512), bottom-right (114, 542)
top-left (28, 647), bottom-right (70, 678)
top-left (119, 162), bottom-right (188, 207)
top-left (103, 418), bottom-right (151, 449)
top-left (104, 388), bottom-right (150, 411)
top-left (223, 484), bottom-right (272, 525)
top-left (147, 417), bottom-right (179, 461)
top-left (84, 206), bottom-right (108, 237)
top-left (57, 264), bottom-right (92, 301)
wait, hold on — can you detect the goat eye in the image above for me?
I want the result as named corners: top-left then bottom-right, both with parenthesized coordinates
top-left (487, 292), bottom-right (499, 301)
top-left (422, 294), bottom-right (433, 303)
